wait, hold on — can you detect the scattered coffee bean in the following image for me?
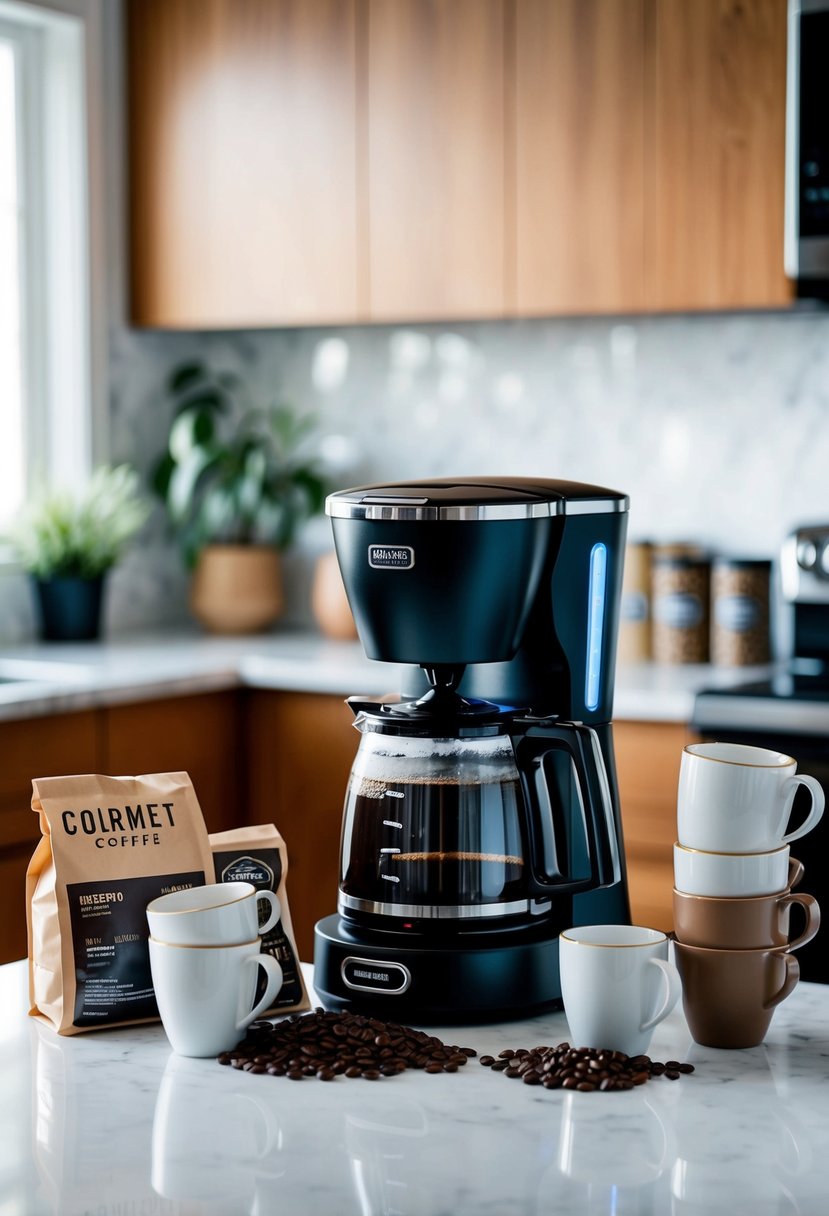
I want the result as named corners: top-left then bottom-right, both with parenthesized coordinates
top-left (483, 1042), bottom-right (697, 1094)
top-left (219, 1007), bottom-right (476, 1083)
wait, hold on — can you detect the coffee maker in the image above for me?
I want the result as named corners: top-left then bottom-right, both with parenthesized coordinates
top-left (313, 477), bottom-right (631, 1020)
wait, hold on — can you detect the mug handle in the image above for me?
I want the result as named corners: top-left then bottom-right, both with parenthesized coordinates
top-left (782, 775), bottom-right (825, 846)
top-left (640, 958), bottom-right (682, 1033)
top-left (788, 857), bottom-right (805, 890)
top-left (778, 892), bottom-right (821, 952)
top-left (763, 953), bottom-right (800, 1011)
top-left (255, 890), bottom-right (281, 935)
top-left (237, 954), bottom-right (284, 1032)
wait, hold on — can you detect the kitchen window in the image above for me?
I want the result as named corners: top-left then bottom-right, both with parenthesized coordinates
top-left (0, 0), bottom-right (99, 544)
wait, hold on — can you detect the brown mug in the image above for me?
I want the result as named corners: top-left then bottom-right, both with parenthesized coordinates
top-left (672, 886), bottom-right (820, 951)
top-left (672, 940), bottom-right (799, 1049)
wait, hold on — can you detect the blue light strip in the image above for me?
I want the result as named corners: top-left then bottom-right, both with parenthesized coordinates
top-left (585, 542), bottom-right (607, 712)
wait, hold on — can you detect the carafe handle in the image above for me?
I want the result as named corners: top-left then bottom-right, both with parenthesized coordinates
top-left (510, 720), bottom-right (621, 895)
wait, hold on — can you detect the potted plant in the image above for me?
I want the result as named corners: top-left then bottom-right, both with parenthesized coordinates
top-left (153, 361), bottom-right (327, 634)
top-left (11, 465), bottom-right (149, 641)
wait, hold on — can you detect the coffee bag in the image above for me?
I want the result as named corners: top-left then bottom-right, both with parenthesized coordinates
top-left (27, 772), bottom-right (213, 1035)
top-left (209, 824), bottom-right (310, 1015)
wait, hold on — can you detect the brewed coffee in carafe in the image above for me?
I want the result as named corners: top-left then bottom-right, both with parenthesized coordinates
top-left (340, 724), bottom-right (528, 920)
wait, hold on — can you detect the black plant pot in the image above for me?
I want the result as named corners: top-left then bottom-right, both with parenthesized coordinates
top-left (33, 575), bottom-right (105, 642)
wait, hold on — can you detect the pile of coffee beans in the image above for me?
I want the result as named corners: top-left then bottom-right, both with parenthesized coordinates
top-left (479, 1042), bottom-right (694, 1091)
top-left (218, 1008), bottom-right (477, 1080)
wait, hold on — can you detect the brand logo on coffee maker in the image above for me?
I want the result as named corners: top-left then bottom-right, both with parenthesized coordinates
top-left (368, 545), bottom-right (415, 570)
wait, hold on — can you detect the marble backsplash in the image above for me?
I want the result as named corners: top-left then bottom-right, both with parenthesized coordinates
top-left (3, 308), bottom-right (829, 643)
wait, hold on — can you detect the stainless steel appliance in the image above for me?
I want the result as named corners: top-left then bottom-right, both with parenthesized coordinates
top-left (693, 522), bottom-right (829, 982)
top-left (786, 0), bottom-right (829, 285)
top-left (313, 477), bottom-right (631, 1020)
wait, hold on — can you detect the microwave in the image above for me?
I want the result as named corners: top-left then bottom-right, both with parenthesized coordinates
top-left (786, 0), bottom-right (829, 281)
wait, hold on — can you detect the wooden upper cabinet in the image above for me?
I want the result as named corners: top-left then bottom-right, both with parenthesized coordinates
top-left (365, 0), bottom-right (506, 321)
top-left (127, 0), bottom-right (794, 326)
top-left (646, 0), bottom-right (792, 310)
top-left (514, 0), bottom-right (646, 315)
top-left (128, 0), bottom-right (360, 327)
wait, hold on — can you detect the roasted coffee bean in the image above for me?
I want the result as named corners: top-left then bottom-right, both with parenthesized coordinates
top-left (479, 1055), bottom-right (496, 1067)
top-left (219, 1008), bottom-right (483, 1084)
top-left (484, 1043), bottom-right (697, 1094)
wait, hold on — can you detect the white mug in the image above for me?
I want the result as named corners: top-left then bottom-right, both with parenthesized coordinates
top-left (677, 742), bottom-right (824, 855)
top-left (559, 925), bottom-right (681, 1058)
top-left (673, 841), bottom-right (802, 898)
top-left (147, 881), bottom-right (280, 945)
top-left (148, 937), bottom-right (283, 1057)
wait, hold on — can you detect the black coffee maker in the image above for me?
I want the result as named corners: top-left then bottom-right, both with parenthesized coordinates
top-left (313, 477), bottom-right (631, 1020)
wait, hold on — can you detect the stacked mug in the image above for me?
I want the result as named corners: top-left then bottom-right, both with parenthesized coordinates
top-left (672, 742), bottom-right (822, 1048)
top-left (146, 882), bottom-right (284, 1057)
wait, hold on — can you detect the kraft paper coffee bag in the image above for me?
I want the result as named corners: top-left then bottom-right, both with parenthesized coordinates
top-left (209, 824), bottom-right (310, 1016)
top-left (27, 772), bottom-right (213, 1035)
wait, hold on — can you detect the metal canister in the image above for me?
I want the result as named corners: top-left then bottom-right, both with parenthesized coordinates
top-left (651, 551), bottom-right (711, 664)
top-left (618, 542), bottom-right (652, 663)
top-left (711, 558), bottom-right (772, 667)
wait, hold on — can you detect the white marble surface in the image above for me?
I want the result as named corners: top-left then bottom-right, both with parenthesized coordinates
top-left (0, 629), bottom-right (768, 724)
top-left (2, 958), bottom-right (828, 1216)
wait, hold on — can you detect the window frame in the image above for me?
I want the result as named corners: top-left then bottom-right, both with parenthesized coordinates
top-left (0, 0), bottom-right (108, 557)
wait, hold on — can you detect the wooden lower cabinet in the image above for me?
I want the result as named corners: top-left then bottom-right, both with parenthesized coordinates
top-left (103, 691), bottom-right (244, 835)
top-left (245, 690), bottom-right (358, 962)
top-left (0, 709), bottom-right (102, 964)
top-left (614, 719), bottom-right (700, 931)
top-left (0, 690), bottom-right (694, 966)
top-left (0, 692), bottom-right (244, 965)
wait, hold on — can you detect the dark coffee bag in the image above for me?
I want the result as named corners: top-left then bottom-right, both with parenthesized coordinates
top-left (27, 772), bottom-right (212, 1035)
top-left (209, 824), bottom-right (310, 1015)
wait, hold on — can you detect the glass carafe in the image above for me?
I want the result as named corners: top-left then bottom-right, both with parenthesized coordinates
top-left (339, 721), bottom-right (528, 922)
top-left (337, 706), bottom-right (622, 930)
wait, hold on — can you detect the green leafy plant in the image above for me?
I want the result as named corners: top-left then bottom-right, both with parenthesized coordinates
top-left (153, 361), bottom-right (327, 567)
top-left (12, 465), bottom-right (150, 579)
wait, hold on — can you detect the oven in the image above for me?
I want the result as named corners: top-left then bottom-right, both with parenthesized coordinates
top-left (692, 524), bottom-right (829, 983)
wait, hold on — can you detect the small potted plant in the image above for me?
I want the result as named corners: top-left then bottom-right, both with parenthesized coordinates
top-left (153, 361), bottom-right (327, 634)
top-left (12, 465), bottom-right (149, 641)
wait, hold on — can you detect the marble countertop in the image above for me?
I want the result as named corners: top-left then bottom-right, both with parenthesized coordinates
top-left (0, 629), bottom-right (770, 724)
top-left (2, 958), bottom-right (827, 1216)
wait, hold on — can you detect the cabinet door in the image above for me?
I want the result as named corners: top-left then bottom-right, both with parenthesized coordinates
top-left (245, 691), bottom-right (357, 961)
top-left (0, 710), bottom-right (101, 964)
top-left (514, 0), bottom-right (646, 314)
top-left (366, 0), bottom-right (506, 320)
top-left (103, 693), bottom-right (243, 836)
top-left (614, 719), bottom-right (698, 931)
top-left (647, 0), bottom-right (791, 310)
top-left (128, 0), bottom-right (360, 327)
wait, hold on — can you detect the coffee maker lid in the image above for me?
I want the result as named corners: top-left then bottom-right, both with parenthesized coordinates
top-left (326, 477), bottom-right (629, 521)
